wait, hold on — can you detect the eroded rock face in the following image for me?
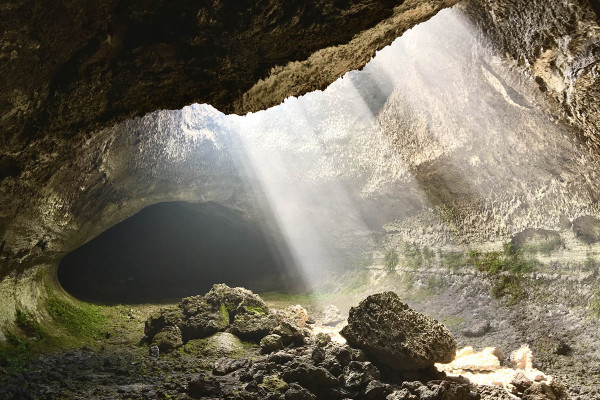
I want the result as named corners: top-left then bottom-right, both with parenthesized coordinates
top-left (0, 0), bottom-right (457, 144)
top-left (0, 0), bottom-right (459, 285)
top-left (340, 292), bottom-right (456, 371)
top-left (462, 0), bottom-right (600, 148)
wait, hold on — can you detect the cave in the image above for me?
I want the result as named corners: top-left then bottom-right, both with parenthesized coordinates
top-left (1, 1), bottom-right (600, 399)
top-left (57, 201), bottom-right (298, 304)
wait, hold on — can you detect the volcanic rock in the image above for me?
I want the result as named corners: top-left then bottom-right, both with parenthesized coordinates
top-left (260, 334), bottom-right (284, 354)
top-left (340, 291), bottom-right (456, 371)
top-left (151, 326), bottom-right (183, 353)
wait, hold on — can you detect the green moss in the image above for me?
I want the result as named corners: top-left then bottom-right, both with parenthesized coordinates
top-left (491, 275), bottom-right (526, 305)
top-left (15, 309), bottom-right (45, 340)
top-left (0, 334), bottom-right (30, 373)
top-left (219, 303), bottom-right (231, 324)
top-left (244, 305), bottom-right (266, 315)
top-left (589, 288), bottom-right (600, 318)
top-left (383, 249), bottom-right (399, 272)
top-left (521, 236), bottom-right (563, 255)
top-left (467, 243), bottom-right (538, 305)
top-left (442, 252), bottom-right (466, 270)
top-left (259, 375), bottom-right (288, 393)
top-left (45, 296), bottom-right (106, 339)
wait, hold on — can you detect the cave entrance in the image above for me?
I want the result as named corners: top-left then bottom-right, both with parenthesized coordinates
top-left (57, 201), bottom-right (296, 304)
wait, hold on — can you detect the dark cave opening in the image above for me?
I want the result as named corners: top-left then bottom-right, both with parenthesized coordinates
top-left (57, 201), bottom-right (297, 304)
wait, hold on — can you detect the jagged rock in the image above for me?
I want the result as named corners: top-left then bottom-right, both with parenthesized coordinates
top-left (534, 336), bottom-right (570, 356)
top-left (181, 302), bottom-right (230, 340)
top-left (511, 345), bottom-right (534, 370)
top-left (281, 362), bottom-right (339, 393)
top-left (387, 389), bottom-right (417, 400)
top-left (231, 313), bottom-right (277, 342)
top-left (272, 320), bottom-right (308, 346)
top-left (283, 305), bottom-right (309, 328)
top-left (522, 382), bottom-right (568, 400)
top-left (144, 284), bottom-right (274, 344)
top-left (314, 332), bottom-right (332, 347)
top-left (213, 357), bottom-right (251, 376)
top-left (285, 383), bottom-right (317, 400)
top-left (343, 361), bottom-right (381, 390)
top-left (340, 292), bottom-right (456, 371)
top-left (149, 345), bottom-right (160, 358)
top-left (259, 375), bottom-right (289, 393)
top-left (188, 373), bottom-right (222, 397)
top-left (572, 216), bottom-right (600, 244)
top-left (144, 308), bottom-right (184, 340)
top-left (205, 284), bottom-right (269, 317)
top-left (268, 350), bottom-right (296, 365)
top-left (511, 370), bottom-right (534, 392)
top-left (261, 334), bottom-right (284, 354)
top-left (364, 380), bottom-right (393, 400)
top-left (320, 305), bottom-right (346, 326)
top-left (151, 326), bottom-right (183, 353)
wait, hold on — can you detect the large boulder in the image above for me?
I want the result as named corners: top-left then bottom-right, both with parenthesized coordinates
top-left (340, 292), bottom-right (456, 371)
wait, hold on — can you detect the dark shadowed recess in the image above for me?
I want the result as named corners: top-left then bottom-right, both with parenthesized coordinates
top-left (58, 201), bottom-right (299, 304)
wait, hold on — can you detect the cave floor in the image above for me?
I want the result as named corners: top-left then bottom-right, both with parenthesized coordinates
top-left (0, 269), bottom-right (599, 399)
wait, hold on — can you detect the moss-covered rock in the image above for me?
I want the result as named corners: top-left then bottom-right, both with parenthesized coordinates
top-left (180, 332), bottom-right (249, 359)
top-left (152, 326), bottom-right (183, 353)
top-left (230, 313), bottom-right (277, 342)
top-left (260, 334), bottom-right (284, 354)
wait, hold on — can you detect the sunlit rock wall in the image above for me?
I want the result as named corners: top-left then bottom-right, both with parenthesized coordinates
top-left (462, 0), bottom-right (600, 148)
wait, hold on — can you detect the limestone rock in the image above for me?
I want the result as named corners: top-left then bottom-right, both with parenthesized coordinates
top-left (281, 362), bottom-right (339, 392)
top-left (204, 283), bottom-right (269, 318)
top-left (230, 313), bottom-right (277, 342)
top-left (284, 383), bottom-right (317, 400)
top-left (181, 332), bottom-right (247, 359)
top-left (511, 345), bottom-right (534, 370)
top-left (144, 308), bottom-right (184, 340)
top-left (151, 326), bottom-right (183, 353)
top-left (260, 334), bottom-right (284, 354)
top-left (181, 302), bottom-right (230, 341)
top-left (340, 292), bottom-right (456, 370)
top-left (320, 304), bottom-right (346, 326)
top-left (343, 361), bottom-right (381, 390)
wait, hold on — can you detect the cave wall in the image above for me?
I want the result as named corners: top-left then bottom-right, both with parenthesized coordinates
top-left (461, 0), bottom-right (600, 148)
top-left (0, 0), bottom-right (599, 333)
top-left (0, 0), bottom-right (456, 148)
top-left (0, 0), bottom-right (457, 278)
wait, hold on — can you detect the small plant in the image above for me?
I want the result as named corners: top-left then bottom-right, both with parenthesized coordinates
top-left (589, 288), bottom-right (600, 318)
top-left (383, 249), bottom-right (399, 272)
top-left (468, 242), bottom-right (539, 305)
top-left (443, 252), bottom-right (466, 270)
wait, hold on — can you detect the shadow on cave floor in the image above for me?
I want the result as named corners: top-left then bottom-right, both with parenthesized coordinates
top-left (57, 201), bottom-right (300, 304)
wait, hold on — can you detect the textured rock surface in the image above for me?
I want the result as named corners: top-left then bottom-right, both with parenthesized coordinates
top-left (0, 0), bottom-right (459, 292)
top-left (340, 292), bottom-right (456, 371)
top-left (462, 0), bottom-right (600, 148)
top-left (0, 0), bottom-right (456, 142)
